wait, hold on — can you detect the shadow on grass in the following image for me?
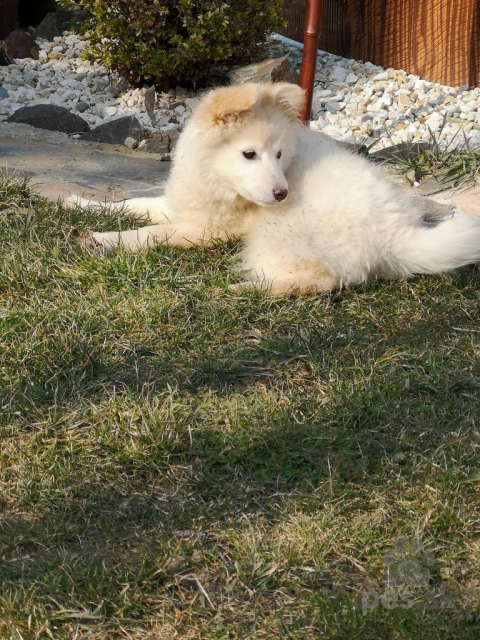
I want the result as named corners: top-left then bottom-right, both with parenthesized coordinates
top-left (1, 271), bottom-right (479, 636)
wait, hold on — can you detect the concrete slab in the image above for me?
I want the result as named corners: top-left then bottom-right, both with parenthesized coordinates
top-left (451, 184), bottom-right (480, 218)
top-left (1, 121), bottom-right (478, 222)
top-left (0, 122), bottom-right (169, 202)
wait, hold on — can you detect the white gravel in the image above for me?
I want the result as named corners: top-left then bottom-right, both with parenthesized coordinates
top-left (0, 32), bottom-right (479, 150)
top-left (269, 40), bottom-right (480, 149)
top-left (0, 33), bottom-right (201, 133)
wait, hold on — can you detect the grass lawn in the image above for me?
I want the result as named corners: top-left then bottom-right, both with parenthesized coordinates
top-left (0, 174), bottom-right (479, 639)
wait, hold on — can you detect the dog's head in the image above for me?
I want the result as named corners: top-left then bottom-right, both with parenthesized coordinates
top-left (188, 83), bottom-right (305, 207)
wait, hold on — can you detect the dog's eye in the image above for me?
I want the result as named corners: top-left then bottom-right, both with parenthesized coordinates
top-left (277, 150), bottom-right (282, 159)
top-left (242, 151), bottom-right (256, 160)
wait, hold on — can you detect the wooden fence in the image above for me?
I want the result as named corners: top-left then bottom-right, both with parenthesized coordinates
top-left (280, 0), bottom-right (480, 88)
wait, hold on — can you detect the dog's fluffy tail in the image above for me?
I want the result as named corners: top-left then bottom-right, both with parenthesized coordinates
top-left (388, 214), bottom-right (480, 276)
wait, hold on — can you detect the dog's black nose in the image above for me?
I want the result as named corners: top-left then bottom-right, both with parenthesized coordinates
top-left (273, 188), bottom-right (288, 202)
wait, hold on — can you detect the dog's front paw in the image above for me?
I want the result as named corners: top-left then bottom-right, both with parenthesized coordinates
top-left (63, 195), bottom-right (77, 210)
top-left (78, 230), bottom-right (105, 254)
top-left (64, 195), bottom-right (92, 210)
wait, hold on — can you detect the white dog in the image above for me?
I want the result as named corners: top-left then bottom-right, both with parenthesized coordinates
top-left (70, 82), bottom-right (480, 294)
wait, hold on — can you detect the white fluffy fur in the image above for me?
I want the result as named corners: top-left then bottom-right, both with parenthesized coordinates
top-left (70, 82), bottom-right (480, 294)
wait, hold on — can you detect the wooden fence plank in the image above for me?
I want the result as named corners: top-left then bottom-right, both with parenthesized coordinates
top-left (281, 0), bottom-right (480, 87)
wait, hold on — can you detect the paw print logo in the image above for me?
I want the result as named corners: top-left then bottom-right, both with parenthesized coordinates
top-left (384, 536), bottom-right (435, 587)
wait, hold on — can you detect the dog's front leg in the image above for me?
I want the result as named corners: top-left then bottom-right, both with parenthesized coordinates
top-left (80, 223), bottom-right (210, 253)
top-left (66, 195), bottom-right (171, 223)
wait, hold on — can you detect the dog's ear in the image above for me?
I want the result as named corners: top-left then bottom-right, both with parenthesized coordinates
top-left (193, 84), bottom-right (260, 129)
top-left (262, 83), bottom-right (305, 121)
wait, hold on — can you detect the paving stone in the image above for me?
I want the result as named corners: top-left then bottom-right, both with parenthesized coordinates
top-left (0, 122), bottom-right (169, 201)
top-left (452, 184), bottom-right (480, 218)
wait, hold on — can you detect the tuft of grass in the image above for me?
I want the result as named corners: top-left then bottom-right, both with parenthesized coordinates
top-left (369, 121), bottom-right (480, 189)
top-left (0, 174), bottom-right (480, 639)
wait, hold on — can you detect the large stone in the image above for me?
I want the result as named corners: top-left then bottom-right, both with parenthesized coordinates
top-left (229, 57), bottom-right (299, 85)
top-left (7, 105), bottom-right (90, 134)
top-left (56, 7), bottom-right (87, 27)
top-left (36, 13), bottom-right (61, 41)
top-left (143, 129), bottom-right (180, 155)
top-left (80, 116), bottom-right (143, 145)
top-left (4, 29), bottom-right (40, 61)
top-left (19, 0), bottom-right (57, 29)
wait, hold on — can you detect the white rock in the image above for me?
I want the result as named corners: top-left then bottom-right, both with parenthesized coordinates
top-left (2, 31), bottom-right (478, 150)
top-left (325, 101), bottom-right (343, 112)
top-left (425, 111), bottom-right (444, 131)
top-left (185, 97), bottom-right (199, 110)
top-left (314, 89), bottom-right (333, 98)
top-left (397, 93), bottom-right (411, 109)
top-left (380, 92), bottom-right (392, 107)
top-left (445, 105), bottom-right (459, 115)
top-left (329, 66), bottom-right (347, 83)
top-left (367, 100), bottom-right (384, 112)
top-left (359, 121), bottom-right (374, 135)
top-left (124, 137), bottom-right (138, 149)
top-left (460, 102), bottom-right (477, 113)
top-left (11, 88), bottom-right (29, 103)
top-left (65, 35), bottom-right (79, 46)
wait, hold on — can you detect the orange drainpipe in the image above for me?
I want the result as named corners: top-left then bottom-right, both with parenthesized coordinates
top-left (299, 0), bottom-right (324, 123)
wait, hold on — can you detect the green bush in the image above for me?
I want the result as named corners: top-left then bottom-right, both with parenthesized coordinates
top-left (59, 0), bottom-right (285, 88)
